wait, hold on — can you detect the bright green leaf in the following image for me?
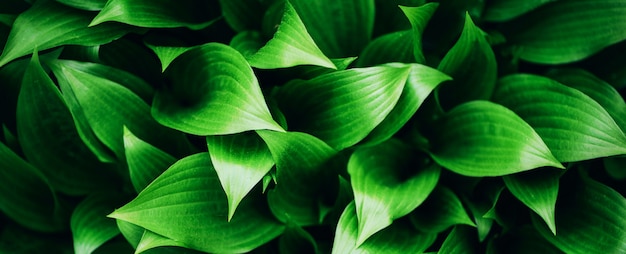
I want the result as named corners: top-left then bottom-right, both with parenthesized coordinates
top-left (428, 100), bottom-right (563, 176)
top-left (123, 127), bottom-right (176, 193)
top-left (410, 186), bottom-right (476, 233)
top-left (230, 30), bottom-right (264, 59)
top-left (153, 43), bottom-right (285, 136)
top-left (56, 0), bottom-right (107, 11)
top-left (399, 2), bottom-right (439, 63)
top-left (348, 139), bottom-right (440, 245)
top-left (219, 0), bottom-right (264, 32)
top-left (109, 153), bottom-right (285, 253)
top-left (143, 38), bottom-right (194, 73)
top-left (71, 193), bottom-right (124, 254)
top-left (493, 74), bottom-right (626, 162)
top-left (356, 30), bottom-right (414, 67)
top-left (482, 0), bottom-right (555, 22)
top-left (135, 230), bottom-right (190, 254)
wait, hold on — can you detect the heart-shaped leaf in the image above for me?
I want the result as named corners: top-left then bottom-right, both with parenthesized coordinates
top-left (71, 193), bottom-right (124, 254)
top-left (153, 42), bottom-right (284, 136)
top-left (123, 127), bottom-right (176, 193)
top-left (348, 139), bottom-right (440, 245)
top-left (410, 186), bottom-right (476, 233)
top-left (492, 74), bottom-right (626, 162)
top-left (399, 2), bottom-right (439, 63)
top-left (428, 100), bottom-right (563, 176)
top-left (482, 0), bottom-right (555, 22)
top-left (109, 153), bottom-right (285, 253)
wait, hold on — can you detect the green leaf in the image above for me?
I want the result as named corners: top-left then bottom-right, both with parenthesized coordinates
top-left (109, 153), bottom-right (285, 253)
top-left (71, 193), bottom-right (123, 254)
top-left (90, 0), bottom-right (220, 29)
top-left (219, 0), bottom-right (264, 32)
top-left (399, 2), bottom-right (439, 63)
top-left (289, 0), bottom-right (375, 58)
top-left (506, 0), bottom-right (626, 64)
top-left (532, 172), bottom-right (626, 254)
top-left (503, 168), bottom-right (562, 235)
top-left (135, 230), bottom-right (190, 254)
top-left (492, 74), bottom-right (626, 162)
top-left (348, 139), bottom-right (440, 245)
top-left (247, 1), bottom-right (335, 69)
top-left (56, 0), bottom-right (107, 11)
top-left (604, 156), bottom-right (626, 181)
top-left (437, 13), bottom-right (497, 110)
top-left (275, 64), bottom-right (411, 150)
top-left (116, 220), bottom-right (143, 249)
top-left (229, 30), bottom-right (264, 59)
top-left (153, 43), bottom-right (284, 136)
top-left (428, 100), bottom-right (563, 176)
top-left (482, 0), bottom-right (555, 22)
top-left (356, 30), bottom-right (414, 67)
top-left (0, 1), bottom-right (134, 67)
top-left (257, 130), bottom-right (338, 226)
top-left (17, 52), bottom-right (117, 195)
top-left (437, 226), bottom-right (479, 254)
top-left (207, 132), bottom-right (274, 221)
top-left (123, 127), bottom-right (176, 193)
top-left (410, 186), bottom-right (476, 233)
top-left (144, 42), bottom-right (193, 73)
top-left (332, 202), bottom-right (437, 254)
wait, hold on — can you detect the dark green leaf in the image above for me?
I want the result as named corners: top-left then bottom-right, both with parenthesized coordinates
top-left (0, 223), bottom-right (73, 253)
top-left (123, 127), bottom-right (176, 193)
top-left (356, 30), bottom-right (414, 67)
top-left (399, 2), bottom-right (439, 63)
top-left (410, 186), bottom-right (476, 233)
top-left (71, 193), bottom-right (123, 254)
top-left (482, 0), bottom-right (555, 22)
top-left (56, 0), bottom-right (107, 11)
top-left (229, 30), bottom-right (264, 59)
top-left (278, 225), bottom-right (319, 254)
top-left (135, 230), bottom-right (190, 253)
top-left (437, 226), bottom-right (478, 254)
top-left (219, 0), bottom-right (264, 32)
top-left (487, 225), bottom-right (564, 254)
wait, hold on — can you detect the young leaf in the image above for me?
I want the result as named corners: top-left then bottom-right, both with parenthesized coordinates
top-left (71, 193), bottom-right (123, 254)
top-left (348, 139), bottom-right (440, 245)
top-left (493, 74), bottom-right (626, 162)
top-left (247, 1), bottom-right (335, 69)
top-left (0, 1), bottom-right (133, 67)
top-left (356, 30), bottom-right (414, 67)
top-left (219, 0), bottom-right (264, 32)
top-left (109, 153), bottom-right (285, 253)
top-left (482, 0), bottom-right (555, 22)
top-left (410, 186), bottom-right (476, 233)
top-left (207, 132), bottom-right (274, 221)
top-left (399, 2), bottom-right (439, 63)
top-left (123, 127), bottom-right (176, 193)
top-left (153, 43), bottom-right (285, 136)
top-left (428, 100), bottom-right (563, 176)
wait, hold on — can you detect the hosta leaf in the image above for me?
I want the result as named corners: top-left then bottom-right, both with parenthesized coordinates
top-left (275, 64), bottom-right (411, 150)
top-left (437, 13), bottom-right (497, 110)
top-left (428, 100), bottom-right (563, 176)
top-left (399, 2), bottom-right (439, 63)
top-left (144, 42), bottom-right (193, 73)
top-left (219, 0), bottom-right (264, 32)
top-left (247, 1), bottom-right (335, 69)
top-left (135, 230), bottom-right (190, 254)
top-left (109, 153), bottom-right (285, 253)
top-left (0, 1), bottom-right (133, 67)
top-left (410, 186), bottom-right (476, 233)
top-left (532, 172), bottom-right (626, 253)
top-left (257, 130), bottom-right (337, 226)
top-left (482, 0), bottom-right (555, 22)
top-left (123, 127), bottom-right (176, 193)
top-left (17, 52), bottom-right (116, 195)
top-left (290, 0), bottom-right (375, 58)
top-left (116, 220), bottom-right (143, 248)
top-left (332, 202), bottom-right (437, 254)
top-left (438, 226), bottom-right (479, 254)
top-left (71, 193), bottom-right (124, 254)
top-left (492, 74), bottom-right (626, 162)
top-left (356, 30), bottom-right (414, 67)
top-left (348, 139), bottom-right (440, 245)
top-left (503, 168), bottom-right (562, 235)
top-left (56, 0), bottom-right (107, 11)
top-left (90, 0), bottom-right (219, 29)
top-left (153, 43), bottom-right (284, 135)
top-left (207, 132), bottom-right (274, 221)
top-left (229, 30), bottom-right (264, 59)
top-left (506, 0), bottom-right (626, 64)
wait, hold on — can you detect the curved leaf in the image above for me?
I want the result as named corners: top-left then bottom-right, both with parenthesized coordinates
top-left (482, 0), bottom-right (555, 22)
top-left (437, 226), bottom-right (479, 254)
top-left (56, 0), bottom-right (107, 11)
top-left (0, 1), bottom-right (133, 67)
top-left (153, 43), bottom-right (284, 136)
top-left (428, 100), bottom-right (563, 176)
top-left (506, 0), bottom-right (626, 64)
top-left (229, 30), bottom-right (264, 59)
top-left (356, 30), bottom-right (414, 67)
top-left (123, 127), bottom-right (176, 193)
top-left (109, 153), bottom-right (285, 253)
top-left (399, 2), bottom-right (439, 63)
top-left (135, 230), bottom-right (190, 254)
top-left (348, 139), bottom-right (440, 245)
top-left (247, 1), bottom-right (335, 69)
top-left (219, 0), bottom-right (264, 32)
top-left (492, 74), bottom-right (626, 162)
top-left (143, 38), bottom-right (194, 73)
top-left (410, 186), bottom-right (476, 233)
top-left (71, 193), bottom-right (123, 254)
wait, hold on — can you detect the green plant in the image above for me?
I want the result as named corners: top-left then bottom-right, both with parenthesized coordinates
top-left (1, 0), bottom-right (626, 253)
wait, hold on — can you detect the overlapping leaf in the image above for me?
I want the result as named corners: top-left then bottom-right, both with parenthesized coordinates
top-left (71, 193), bottom-right (123, 254)
top-left (399, 2), bottom-right (439, 63)
top-left (219, 0), bottom-right (264, 32)
top-left (109, 153), bottom-right (285, 253)
top-left (356, 30), bottom-right (414, 67)
top-left (153, 43), bottom-right (284, 135)
top-left (482, 0), bottom-right (555, 22)
top-left (56, 0), bottom-right (107, 11)
top-left (348, 139), bottom-right (440, 245)
top-left (123, 127), bottom-right (176, 193)
top-left (135, 230), bottom-right (192, 254)
top-left (230, 30), bottom-right (264, 59)
top-left (410, 186), bottom-right (476, 233)
top-left (493, 74), bottom-right (626, 162)
top-left (437, 226), bottom-right (478, 254)
top-left (428, 100), bottom-right (563, 176)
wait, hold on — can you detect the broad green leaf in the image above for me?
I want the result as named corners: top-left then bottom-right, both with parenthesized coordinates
top-left (109, 153), bottom-right (285, 253)
top-left (247, 1), bottom-right (335, 69)
top-left (230, 30), bottom-right (264, 59)
top-left (482, 0), bottom-right (555, 22)
top-left (274, 64), bottom-right (411, 150)
top-left (428, 100), bottom-right (563, 176)
top-left (493, 74), bottom-right (626, 162)
top-left (410, 186), bottom-right (476, 233)
top-left (487, 225), bottom-right (563, 254)
top-left (135, 230), bottom-right (190, 254)
top-left (278, 225), bottom-right (318, 254)
top-left (532, 172), bottom-right (626, 254)
top-left (153, 43), bottom-right (284, 136)
top-left (207, 132), bottom-right (274, 221)
top-left (437, 226), bottom-right (479, 254)
top-left (123, 127), bottom-right (176, 193)
top-left (71, 193), bottom-right (123, 254)
top-left (0, 1), bottom-right (133, 67)
top-left (356, 30), bottom-right (414, 67)
top-left (332, 202), bottom-right (437, 254)
top-left (437, 13), bottom-right (497, 110)
top-left (399, 2), bottom-right (439, 63)
top-left (219, 0), bottom-right (264, 32)
top-left (17, 52), bottom-right (117, 195)
top-left (56, 0), bottom-right (107, 11)
top-left (506, 0), bottom-right (626, 64)
top-left (348, 139), bottom-right (440, 245)
top-left (0, 141), bottom-right (66, 232)
top-left (290, 0), bottom-right (375, 58)
top-left (503, 168), bottom-right (562, 235)
top-left (90, 0), bottom-right (220, 29)
top-left (257, 130), bottom-right (338, 226)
